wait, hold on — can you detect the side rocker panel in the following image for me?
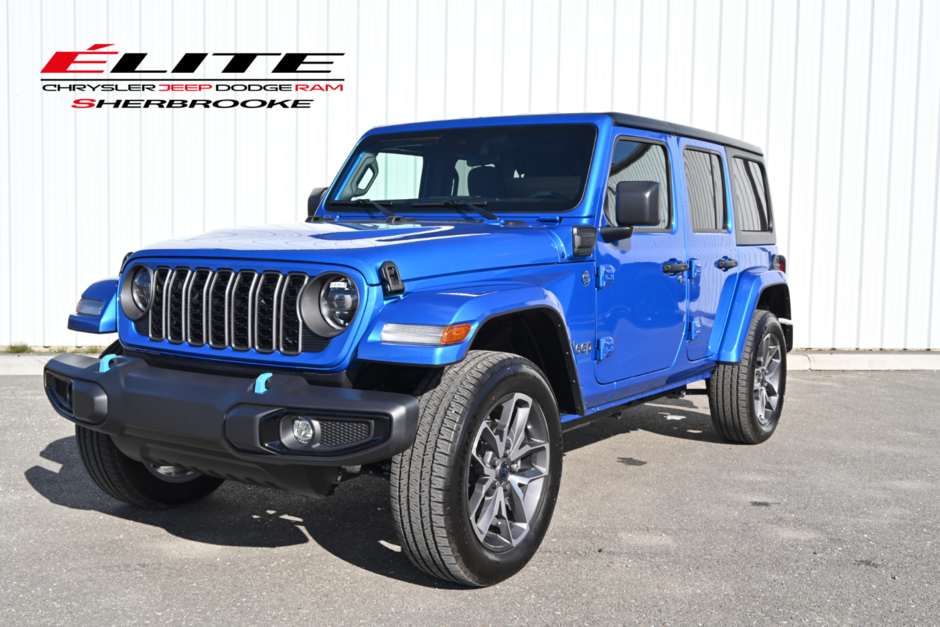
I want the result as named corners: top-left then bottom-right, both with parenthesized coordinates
top-left (717, 269), bottom-right (788, 363)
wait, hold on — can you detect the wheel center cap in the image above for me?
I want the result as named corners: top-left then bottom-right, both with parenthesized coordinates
top-left (498, 462), bottom-right (510, 480)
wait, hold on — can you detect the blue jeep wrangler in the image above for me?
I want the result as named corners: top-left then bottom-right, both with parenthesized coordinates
top-left (44, 113), bottom-right (790, 586)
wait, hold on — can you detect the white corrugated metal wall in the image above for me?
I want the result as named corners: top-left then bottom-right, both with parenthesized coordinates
top-left (1, 0), bottom-right (938, 350)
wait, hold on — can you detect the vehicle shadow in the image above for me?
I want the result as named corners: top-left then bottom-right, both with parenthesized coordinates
top-left (25, 436), bottom-right (461, 589)
top-left (563, 396), bottom-right (726, 453)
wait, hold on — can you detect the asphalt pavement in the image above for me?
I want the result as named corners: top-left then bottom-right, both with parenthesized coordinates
top-left (1, 371), bottom-right (938, 626)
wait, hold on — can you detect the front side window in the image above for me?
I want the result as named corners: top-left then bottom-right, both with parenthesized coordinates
top-left (328, 124), bottom-right (597, 213)
top-left (684, 149), bottom-right (727, 232)
top-left (604, 139), bottom-right (671, 231)
top-left (359, 153), bottom-right (424, 201)
top-left (730, 157), bottom-right (771, 231)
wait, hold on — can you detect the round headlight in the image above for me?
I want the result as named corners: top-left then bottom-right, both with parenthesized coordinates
top-left (299, 273), bottom-right (361, 338)
top-left (132, 268), bottom-right (152, 311)
top-left (319, 275), bottom-right (360, 330)
top-left (120, 264), bottom-right (153, 321)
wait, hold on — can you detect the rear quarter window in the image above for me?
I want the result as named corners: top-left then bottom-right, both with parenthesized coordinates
top-left (684, 149), bottom-right (727, 232)
top-left (730, 157), bottom-right (772, 232)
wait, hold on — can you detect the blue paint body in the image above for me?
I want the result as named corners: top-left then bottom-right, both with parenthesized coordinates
top-left (68, 277), bottom-right (118, 334)
top-left (76, 113), bottom-right (789, 424)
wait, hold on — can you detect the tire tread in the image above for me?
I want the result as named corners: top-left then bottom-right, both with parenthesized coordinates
top-left (391, 351), bottom-right (539, 586)
top-left (707, 309), bottom-right (779, 444)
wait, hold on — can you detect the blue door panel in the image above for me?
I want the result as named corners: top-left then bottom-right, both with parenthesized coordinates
top-left (677, 138), bottom-right (740, 361)
top-left (594, 131), bottom-right (688, 386)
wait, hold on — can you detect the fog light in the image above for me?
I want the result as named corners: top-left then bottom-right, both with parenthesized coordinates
top-left (292, 416), bottom-right (315, 444)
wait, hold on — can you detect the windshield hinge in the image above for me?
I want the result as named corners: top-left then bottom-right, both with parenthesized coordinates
top-left (537, 216), bottom-right (562, 225)
top-left (379, 261), bottom-right (405, 297)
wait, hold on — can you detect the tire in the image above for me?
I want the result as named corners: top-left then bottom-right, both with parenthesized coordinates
top-left (390, 351), bottom-right (563, 586)
top-left (76, 341), bottom-right (224, 508)
top-left (707, 309), bottom-right (787, 444)
top-left (75, 425), bottom-right (225, 509)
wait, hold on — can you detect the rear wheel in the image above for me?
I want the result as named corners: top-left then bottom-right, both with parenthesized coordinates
top-left (390, 351), bottom-right (563, 586)
top-left (707, 309), bottom-right (787, 444)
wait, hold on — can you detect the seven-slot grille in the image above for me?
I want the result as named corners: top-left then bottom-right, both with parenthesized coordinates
top-left (134, 267), bottom-right (329, 354)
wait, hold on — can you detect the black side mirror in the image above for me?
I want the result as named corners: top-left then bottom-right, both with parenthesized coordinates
top-left (601, 181), bottom-right (661, 243)
top-left (307, 187), bottom-right (328, 216)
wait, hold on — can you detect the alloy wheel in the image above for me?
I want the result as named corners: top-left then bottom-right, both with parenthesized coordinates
top-left (146, 464), bottom-right (202, 484)
top-left (753, 333), bottom-right (782, 426)
top-left (466, 392), bottom-right (550, 552)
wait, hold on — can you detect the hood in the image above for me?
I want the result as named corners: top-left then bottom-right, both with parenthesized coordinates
top-left (135, 221), bottom-right (564, 284)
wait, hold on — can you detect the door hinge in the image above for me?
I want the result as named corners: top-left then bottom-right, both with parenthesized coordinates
top-left (596, 265), bottom-right (615, 288)
top-left (689, 258), bottom-right (702, 280)
top-left (596, 336), bottom-right (615, 361)
top-left (687, 319), bottom-right (701, 341)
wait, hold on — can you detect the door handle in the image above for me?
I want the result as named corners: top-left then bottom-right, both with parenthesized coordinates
top-left (717, 257), bottom-right (738, 270)
top-left (662, 262), bottom-right (690, 274)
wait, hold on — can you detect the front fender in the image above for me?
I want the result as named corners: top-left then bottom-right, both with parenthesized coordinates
top-left (357, 283), bottom-right (566, 366)
top-left (717, 269), bottom-right (788, 363)
top-left (68, 278), bottom-right (118, 334)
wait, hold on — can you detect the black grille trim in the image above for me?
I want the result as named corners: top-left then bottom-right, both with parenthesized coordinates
top-left (166, 268), bottom-right (192, 344)
top-left (186, 269), bottom-right (212, 347)
top-left (208, 269), bottom-right (235, 349)
top-left (279, 273), bottom-right (308, 355)
top-left (254, 272), bottom-right (283, 354)
top-left (231, 271), bottom-right (258, 351)
top-left (148, 268), bottom-right (171, 341)
top-left (138, 266), bottom-right (331, 355)
top-left (319, 419), bottom-right (372, 447)
top-left (46, 372), bottom-right (74, 414)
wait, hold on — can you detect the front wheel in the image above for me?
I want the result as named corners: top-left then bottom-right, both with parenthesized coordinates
top-left (390, 351), bottom-right (563, 586)
top-left (707, 309), bottom-right (787, 444)
top-left (75, 425), bottom-right (224, 509)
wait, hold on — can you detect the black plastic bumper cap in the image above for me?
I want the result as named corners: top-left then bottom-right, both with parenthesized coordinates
top-left (71, 379), bottom-right (109, 424)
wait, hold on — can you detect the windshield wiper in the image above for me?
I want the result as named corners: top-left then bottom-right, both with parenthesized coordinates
top-left (331, 199), bottom-right (399, 219)
top-left (411, 200), bottom-right (499, 221)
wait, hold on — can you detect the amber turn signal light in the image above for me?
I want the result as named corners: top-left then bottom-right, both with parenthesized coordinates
top-left (441, 323), bottom-right (472, 345)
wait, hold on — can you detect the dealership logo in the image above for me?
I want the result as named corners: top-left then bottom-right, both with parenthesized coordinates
top-left (41, 43), bottom-right (345, 110)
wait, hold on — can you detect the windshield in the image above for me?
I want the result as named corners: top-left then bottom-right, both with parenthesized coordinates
top-left (326, 124), bottom-right (597, 213)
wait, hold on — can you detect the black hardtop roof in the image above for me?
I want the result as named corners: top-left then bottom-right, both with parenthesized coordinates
top-left (603, 112), bottom-right (763, 156)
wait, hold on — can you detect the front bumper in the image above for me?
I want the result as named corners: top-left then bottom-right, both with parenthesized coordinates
top-left (43, 353), bottom-right (420, 498)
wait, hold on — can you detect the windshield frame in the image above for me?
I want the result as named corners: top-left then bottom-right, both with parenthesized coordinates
top-left (323, 123), bottom-right (599, 215)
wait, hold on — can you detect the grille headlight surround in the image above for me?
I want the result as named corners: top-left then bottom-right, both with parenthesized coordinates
top-left (299, 272), bottom-right (360, 338)
top-left (120, 264), bottom-right (153, 321)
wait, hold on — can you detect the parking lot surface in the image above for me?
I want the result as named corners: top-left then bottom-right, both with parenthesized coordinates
top-left (1, 371), bottom-right (938, 626)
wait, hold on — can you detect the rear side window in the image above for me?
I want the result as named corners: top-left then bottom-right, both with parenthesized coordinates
top-left (604, 140), bottom-right (671, 231)
top-left (730, 157), bottom-right (771, 231)
top-left (683, 149), bottom-right (726, 232)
